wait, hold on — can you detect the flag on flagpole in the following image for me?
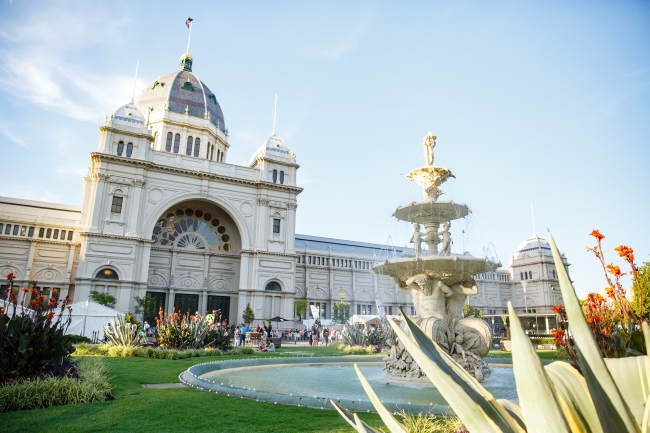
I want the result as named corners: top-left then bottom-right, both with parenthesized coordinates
top-left (375, 298), bottom-right (386, 320)
top-left (186, 18), bottom-right (193, 28)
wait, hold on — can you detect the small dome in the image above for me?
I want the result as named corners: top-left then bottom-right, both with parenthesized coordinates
top-left (514, 235), bottom-right (551, 259)
top-left (113, 101), bottom-right (145, 126)
top-left (136, 54), bottom-right (226, 132)
top-left (248, 133), bottom-right (292, 166)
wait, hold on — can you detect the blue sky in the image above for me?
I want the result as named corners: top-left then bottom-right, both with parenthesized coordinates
top-left (0, 1), bottom-right (648, 296)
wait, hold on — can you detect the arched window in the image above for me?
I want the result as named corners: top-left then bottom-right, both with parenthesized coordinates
top-left (220, 152), bottom-right (224, 162)
top-left (193, 137), bottom-right (200, 157)
top-left (173, 134), bottom-right (180, 153)
top-left (186, 136), bottom-right (193, 155)
top-left (272, 169), bottom-right (278, 183)
top-left (126, 142), bottom-right (133, 157)
top-left (529, 271), bottom-right (532, 279)
top-left (166, 132), bottom-right (173, 151)
top-left (217, 149), bottom-right (220, 161)
top-left (265, 281), bottom-right (281, 291)
top-left (280, 171), bottom-right (285, 184)
top-left (95, 268), bottom-right (119, 280)
top-left (117, 141), bottom-right (124, 156)
top-left (520, 272), bottom-right (524, 280)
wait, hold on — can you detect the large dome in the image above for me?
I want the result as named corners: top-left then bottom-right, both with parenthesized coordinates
top-left (248, 133), bottom-right (292, 166)
top-left (514, 235), bottom-right (552, 259)
top-left (136, 53), bottom-right (226, 132)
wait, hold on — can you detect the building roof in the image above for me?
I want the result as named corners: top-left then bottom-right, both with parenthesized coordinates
top-left (0, 196), bottom-right (81, 225)
top-left (113, 101), bottom-right (145, 127)
top-left (295, 234), bottom-right (404, 258)
top-left (136, 53), bottom-right (226, 132)
top-left (514, 234), bottom-right (552, 259)
top-left (249, 133), bottom-right (293, 166)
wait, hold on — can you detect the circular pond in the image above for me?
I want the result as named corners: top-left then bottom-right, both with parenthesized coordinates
top-left (180, 356), bottom-right (517, 414)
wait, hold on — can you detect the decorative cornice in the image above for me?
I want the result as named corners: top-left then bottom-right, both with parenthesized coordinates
top-left (99, 125), bottom-right (155, 141)
top-left (252, 155), bottom-right (300, 169)
top-left (80, 232), bottom-right (154, 244)
top-left (150, 246), bottom-right (240, 258)
top-left (241, 249), bottom-right (299, 258)
top-left (0, 236), bottom-right (80, 247)
top-left (90, 153), bottom-right (303, 194)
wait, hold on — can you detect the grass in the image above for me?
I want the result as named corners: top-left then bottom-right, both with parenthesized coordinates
top-left (0, 345), bottom-right (567, 432)
top-left (0, 345), bottom-right (383, 433)
top-left (485, 349), bottom-right (569, 360)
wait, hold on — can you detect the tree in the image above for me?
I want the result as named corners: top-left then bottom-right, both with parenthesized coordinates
top-left (332, 292), bottom-right (351, 324)
top-left (632, 261), bottom-right (650, 319)
top-left (463, 303), bottom-right (482, 318)
top-left (89, 290), bottom-right (116, 309)
top-left (295, 299), bottom-right (307, 320)
top-left (242, 303), bottom-right (255, 323)
top-left (134, 293), bottom-right (155, 319)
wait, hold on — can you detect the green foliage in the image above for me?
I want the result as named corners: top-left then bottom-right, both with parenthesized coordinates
top-left (334, 232), bottom-right (650, 433)
top-left (335, 344), bottom-right (380, 355)
top-left (463, 303), bottom-right (482, 318)
top-left (133, 293), bottom-right (155, 317)
top-left (154, 309), bottom-right (231, 350)
top-left (104, 314), bottom-right (145, 347)
top-left (295, 299), bottom-right (307, 320)
top-left (632, 261), bottom-right (650, 319)
top-left (72, 343), bottom-right (232, 359)
top-left (242, 303), bottom-right (255, 323)
top-left (67, 334), bottom-right (92, 344)
top-left (398, 410), bottom-right (466, 433)
top-left (332, 293), bottom-right (351, 324)
top-left (0, 282), bottom-right (74, 383)
top-left (0, 357), bottom-right (112, 412)
top-left (343, 322), bottom-right (367, 346)
top-left (529, 337), bottom-right (556, 346)
top-left (89, 290), bottom-right (116, 309)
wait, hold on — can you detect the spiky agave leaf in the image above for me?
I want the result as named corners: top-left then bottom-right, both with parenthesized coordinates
top-left (496, 400), bottom-right (527, 430)
top-left (353, 363), bottom-right (408, 433)
top-left (548, 232), bottom-right (639, 432)
top-left (508, 301), bottom-right (573, 432)
top-left (545, 361), bottom-right (603, 433)
top-left (388, 313), bottom-right (524, 433)
top-left (330, 400), bottom-right (381, 433)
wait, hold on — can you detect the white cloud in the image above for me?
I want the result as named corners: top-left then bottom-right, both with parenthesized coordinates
top-left (0, 4), bottom-right (143, 123)
top-left (0, 121), bottom-right (27, 147)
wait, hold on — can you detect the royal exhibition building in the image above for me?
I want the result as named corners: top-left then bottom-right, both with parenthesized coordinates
top-left (0, 51), bottom-right (568, 334)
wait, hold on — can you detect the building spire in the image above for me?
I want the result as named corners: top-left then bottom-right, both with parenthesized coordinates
top-left (131, 60), bottom-right (139, 103)
top-left (272, 94), bottom-right (277, 135)
top-left (530, 201), bottom-right (537, 237)
top-left (186, 18), bottom-right (194, 53)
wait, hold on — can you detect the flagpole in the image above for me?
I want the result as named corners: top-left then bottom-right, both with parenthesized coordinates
top-left (131, 60), bottom-right (139, 103)
top-left (186, 22), bottom-right (193, 53)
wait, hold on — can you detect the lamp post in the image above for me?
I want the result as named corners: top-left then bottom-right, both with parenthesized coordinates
top-left (521, 281), bottom-right (528, 314)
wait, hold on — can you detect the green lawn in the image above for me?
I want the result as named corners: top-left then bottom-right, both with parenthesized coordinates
top-left (0, 346), bottom-right (568, 432)
top-left (0, 346), bottom-right (383, 433)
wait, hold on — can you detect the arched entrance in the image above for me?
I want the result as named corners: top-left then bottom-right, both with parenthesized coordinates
top-left (145, 200), bottom-right (242, 324)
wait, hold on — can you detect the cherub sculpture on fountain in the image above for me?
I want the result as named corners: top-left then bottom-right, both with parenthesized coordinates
top-left (438, 222), bottom-right (451, 256)
top-left (409, 223), bottom-right (426, 258)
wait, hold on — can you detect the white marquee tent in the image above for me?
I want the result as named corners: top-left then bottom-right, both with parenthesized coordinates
top-left (67, 300), bottom-right (120, 339)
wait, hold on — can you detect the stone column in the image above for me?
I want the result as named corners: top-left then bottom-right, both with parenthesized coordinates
top-left (423, 222), bottom-right (441, 256)
top-left (201, 290), bottom-right (208, 315)
top-left (168, 288), bottom-right (175, 314)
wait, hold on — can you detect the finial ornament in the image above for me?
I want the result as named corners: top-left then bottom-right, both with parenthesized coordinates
top-left (423, 132), bottom-right (437, 167)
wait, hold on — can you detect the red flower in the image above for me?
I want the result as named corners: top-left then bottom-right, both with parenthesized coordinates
top-left (22, 287), bottom-right (28, 293)
top-left (0, 307), bottom-right (4, 315)
top-left (31, 288), bottom-right (38, 295)
top-left (552, 304), bottom-right (564, 315)
top-left (606, 264), bottom-right (623, 277)
top-left (66, 305), bottom-right (72, 310)
top-left (590, 230), bottom-right (605, 241)
top-left (552, 328), bottom-right (565, 346)
top-left (614, 245), bottom-right (635, 263)
top-left (6, 273), bottom-right (15, 282)
top-left (46, 311), bottom-right (55, 320)
top-left (65, 296), bottom-right (72, 303)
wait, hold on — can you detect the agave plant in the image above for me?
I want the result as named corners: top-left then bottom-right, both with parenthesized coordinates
top-left (104, 314), bottom-right (145, 346)
top-left (332, 232), bottom-right (650, 433)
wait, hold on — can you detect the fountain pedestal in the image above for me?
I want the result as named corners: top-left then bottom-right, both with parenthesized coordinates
top-left (374, 133), bottom-right (500, 382)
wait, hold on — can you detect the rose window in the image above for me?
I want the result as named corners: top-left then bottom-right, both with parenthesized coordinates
top-left (152, 208), bottom-right (232, 251)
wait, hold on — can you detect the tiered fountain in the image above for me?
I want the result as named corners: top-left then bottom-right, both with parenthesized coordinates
top-left (375, 133), bottom-right (500, 382)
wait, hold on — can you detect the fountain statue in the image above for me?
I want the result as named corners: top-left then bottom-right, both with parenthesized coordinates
top-left (375, 134), bottom-right (500, 382)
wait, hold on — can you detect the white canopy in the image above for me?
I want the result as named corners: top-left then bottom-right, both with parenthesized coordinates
top-left (351, 314), bottom-right (402, 325)
top-left (0, 299), bottom-right (35, 316)
top-left (67, 300), bottom-right (120, 338)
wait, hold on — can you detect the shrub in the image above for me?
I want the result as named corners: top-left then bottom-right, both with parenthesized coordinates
top-left (68, 334), bottom-right (92, 344)
top-left (104, 314), bottom-right (145, 347)
top-left (73, 343), bottom-right (109, 356)
top-left (154, 309), bottom-right (232, 350)
top-left (72, 344), bottom-right (228, 359)
top-left (0, 356), bottom-right (112, 412)
top-left (89, 290), bottom-right (116, 309)
top-left (0, 273), bottom-right (75, 383)
top-left (228, 346), bottom-right (254, 355)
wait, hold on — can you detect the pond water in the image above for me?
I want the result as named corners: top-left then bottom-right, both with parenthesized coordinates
top-left (201, 362), bottom-right (518, 406)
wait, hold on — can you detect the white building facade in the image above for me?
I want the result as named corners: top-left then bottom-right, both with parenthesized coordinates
top-left (0, 51), bottom-right (566, 331)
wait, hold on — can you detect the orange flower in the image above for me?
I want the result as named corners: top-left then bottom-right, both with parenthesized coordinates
top-left (552, 328), bottom-right (565, 346)
top-left (614, 245), bottom-right (635, 263)
top-left (606, 286), bottom-right (615, 299)
top-left (552, 304), bottom-right (564, 315)
top-left (66, 305), bottom-right (72, 310)
top-left (31, 288), bottom-right (38, 295)
top-left (6, 272), bottom-right (15, 282)
top-left (22, 287), bottom-right (28, 292)
top-left (65, 296), bottom-right (72, 303)
top-left (590, 230), bottom-right (605, 241)
top-left (606, 264), bottom-right (623, 277)
top-left (46, 311), bottom-right (55, 320)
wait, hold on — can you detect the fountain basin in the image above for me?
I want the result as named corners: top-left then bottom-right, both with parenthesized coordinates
top-left (393, 201), bottom-right (469, 224)
top-left (373, 255), bottom-right (500, 287)
top-left (179, 356), bottom-right (518, 415)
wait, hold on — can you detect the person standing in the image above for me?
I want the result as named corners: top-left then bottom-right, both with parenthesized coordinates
top-left (311, 325), bottom-right (319, 346)
top-left (323, 327), bottom-right (330, 346)
top-left (240, 322), bottom-right (249, 347)
top-left (234, 325), bottom-right (241, 346)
